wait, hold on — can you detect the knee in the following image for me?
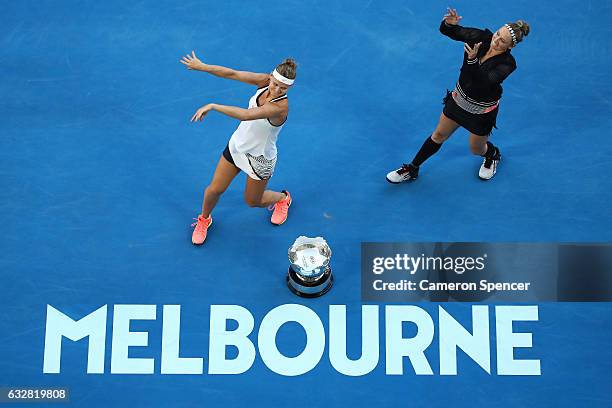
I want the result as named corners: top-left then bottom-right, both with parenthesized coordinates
top-left (244, 196), bottom-right (262, 208)
top-left (431, 130), bottom-right (449, 144)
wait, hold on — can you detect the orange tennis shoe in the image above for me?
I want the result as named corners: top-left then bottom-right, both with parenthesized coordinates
top-left (270, 191), bottom-right (292, 226)
top-left (191, 214), bottom-right (212, 245)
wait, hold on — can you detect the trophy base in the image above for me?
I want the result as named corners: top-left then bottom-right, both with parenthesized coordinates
top-left (286, 267), bottom-right (334, 298)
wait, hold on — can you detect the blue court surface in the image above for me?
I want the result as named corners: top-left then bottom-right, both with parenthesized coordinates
top-left (1, 0), bottom-right (611, 406)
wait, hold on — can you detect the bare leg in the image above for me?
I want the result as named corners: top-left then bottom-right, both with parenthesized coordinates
top-left (431, 112), bottom-right (461, 143)
top-left (201, 156), bottom-right (240, 217)
top-left (469, 133), bottom-right (489, 155)
top-left (243, 177), bottom-right (285, 208)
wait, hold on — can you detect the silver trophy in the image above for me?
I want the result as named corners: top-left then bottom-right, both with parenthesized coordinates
top-left (287, 236), bottom-right (334, 297)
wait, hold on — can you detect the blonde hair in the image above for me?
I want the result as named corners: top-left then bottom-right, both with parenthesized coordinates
top-left (275, 58), bottom-right (297, 80)
top-left (507, 20), bottom-right (530, 45)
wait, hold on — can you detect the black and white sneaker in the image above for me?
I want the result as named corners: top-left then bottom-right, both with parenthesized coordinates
top-left (478, 148), bottom-right (501, 180)
top-left (386, 163), bottom-right (419, 183)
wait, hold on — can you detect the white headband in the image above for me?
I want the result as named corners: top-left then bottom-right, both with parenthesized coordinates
top-left (272, 69), bottom-right (294, 86)
top-left (505, 24), bottom-right (518, 46)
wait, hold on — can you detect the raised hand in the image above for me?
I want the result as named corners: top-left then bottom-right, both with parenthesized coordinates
top-left (181, 51), bottom-right (205, 70)
top-left (190, 104), bottom-right (214, 122)
top-left (464, 42), bottom-right (482, 59)
top-left (443, 7), bottom-right (462, 25)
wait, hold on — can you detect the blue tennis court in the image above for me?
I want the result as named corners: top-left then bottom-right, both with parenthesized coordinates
top-left (1, 0), bottom-right (611, 406)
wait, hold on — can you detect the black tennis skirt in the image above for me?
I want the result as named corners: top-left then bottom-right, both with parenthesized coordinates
top-left (442, 90), bottom-right (499, 137)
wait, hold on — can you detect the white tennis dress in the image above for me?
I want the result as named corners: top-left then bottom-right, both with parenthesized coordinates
top-left (227, 86), bottom-right (287, 180)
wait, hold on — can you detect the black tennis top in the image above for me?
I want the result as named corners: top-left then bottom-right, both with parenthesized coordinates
top-left (440, 20), bottom-right (517, 103)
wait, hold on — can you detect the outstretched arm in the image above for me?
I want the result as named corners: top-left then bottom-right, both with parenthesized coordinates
top-left (181, 51), bottom-right (270, 87)
top-left (190, 101), bottom-right (287, 123)
top-left (439, 8), bottom-right (486, 45)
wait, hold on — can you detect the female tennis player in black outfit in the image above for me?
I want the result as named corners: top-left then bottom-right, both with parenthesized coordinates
top-left (387, 8), bottom-right (530, 182)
